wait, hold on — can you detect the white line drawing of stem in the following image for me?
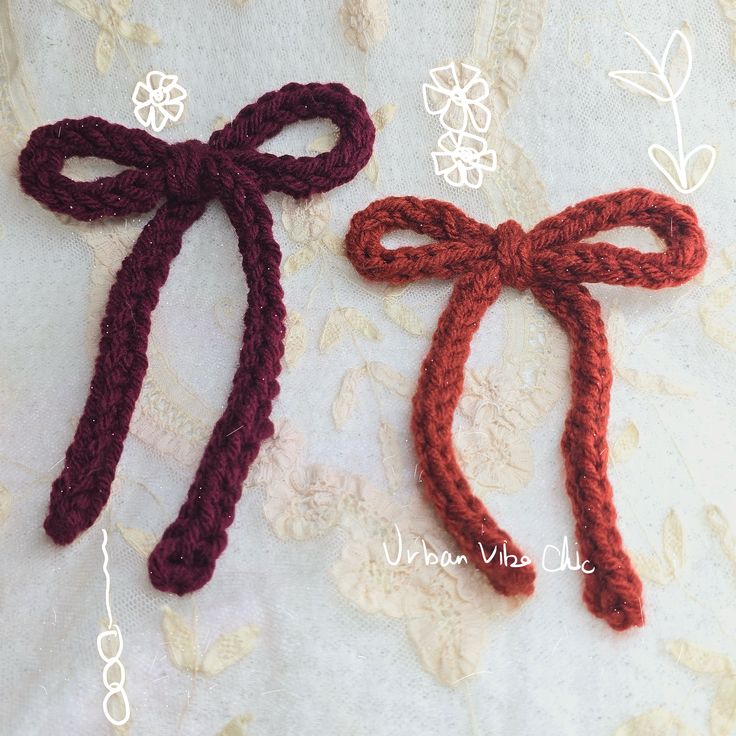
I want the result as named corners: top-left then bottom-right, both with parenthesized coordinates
top-left (609, 29), bottom-right (716, 194)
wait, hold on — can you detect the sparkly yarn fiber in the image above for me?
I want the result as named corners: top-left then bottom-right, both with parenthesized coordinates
top-left (345, 189), bottom-right (706, 630)
top-left (19, 82), bottom-right (375, 595)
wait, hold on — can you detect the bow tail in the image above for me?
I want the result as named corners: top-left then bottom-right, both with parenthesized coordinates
top-left (412, 270), bottom-right (536, 597)
top-left (148, 188), bottom-right (286, 595)
top-left (531, 280), bottom-right (644, 631)
top-left (44, 203), bottom-right (204, 545)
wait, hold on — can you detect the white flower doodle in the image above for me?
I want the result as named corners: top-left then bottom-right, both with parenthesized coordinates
top-left (422, 62), bottom-right (492, 133)
top-left (132, 71), bottom-right (187, 132)
top-left (431, 130), bottom-right (497, 189)
top-left (422, 61), bottom-right (497, 189)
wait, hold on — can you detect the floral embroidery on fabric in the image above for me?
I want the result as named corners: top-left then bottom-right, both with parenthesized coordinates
top-left (253, 419), bottom-right (514, 686)
top-left (338, 0), bottom-right (389, 52)
top-left (59, 0), bottom-right (160, 74)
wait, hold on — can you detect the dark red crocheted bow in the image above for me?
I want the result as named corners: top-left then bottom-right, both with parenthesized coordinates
top-left (346, 189), bottom-right (706, 631)
top-left (19, 82), bottom-right (375, 595)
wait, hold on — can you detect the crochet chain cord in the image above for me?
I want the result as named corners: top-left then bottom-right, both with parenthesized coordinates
top-left (17, 82), bottom-right (375, 595)
top-left (345, 190), bottom-right (706, 631)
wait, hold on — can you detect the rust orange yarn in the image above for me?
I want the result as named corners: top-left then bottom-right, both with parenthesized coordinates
top-left (345, 188), bottom-right (706, 631)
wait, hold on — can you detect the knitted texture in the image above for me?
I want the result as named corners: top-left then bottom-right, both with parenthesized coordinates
top-left (18, 82), bottom-right (375, 595)
top-left (345, 189), bottom-right (706, 631)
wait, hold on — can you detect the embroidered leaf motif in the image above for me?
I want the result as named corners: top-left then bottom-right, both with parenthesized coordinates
top-left (320, 231), bottom-right (345, 255)
top-left (319, 310), bottom-right (344, 352)
top-left (700, 286), bottom-right (736, 351)
top-left (662, 509), bottom-right (685, 575)
top-left (200, 625), bottom-right (259, 676)
top-left (666, 640), bottom-right (734, 676)
top-left (118, 20), bottom-right (160, 44)
top-left (307, 132), bottom-right (338, 154)
top-left (117, 524), bottom-right (156, 558)
top-left (332, 366), bottom-right (367, 429)
top-left (364, 156), bottom-right (379, 184)
top-left (342, 308), bottom-right (381, 341)
top-left (110, 0), bottom-right (131, 13)
top-left (0, 484), bottom-right (11, 523)
top-left (372, 103), bottom-right (397, 131)
top-left (367, 361), bottom-right (413, 397)
top-left (631, 552), bottom-right (672, 585)
top-left (719, 0), bottom-right (736, 59)
top-left (284, 312), bottom-right (306, 368)
top-left (379, 422), bottom-right (401, 491)
top-left (614, 708), bottom-right (697, 736)
top-left (612, 422), bottom-right (640, 463)
top-left (696, 245), bottom-right (736, 286)
top-left (95, 26), bottom-right (116, 74)
top-left (320, 309), bottom-right (380, 352)
top-left (161, 607), bottom-right (199, 672)
top-left (217, 714), bottom-right (253, 736)
top-left (617, 364), bottom-right (695, 396)
top-left (706, 505), bottom-right (736, 572)
top-left (711, 676), bottom-right (736, 736)
top-left (283, 245), bottom-right (317, 277)
top-left (383, 295), bottom-right (425, 336)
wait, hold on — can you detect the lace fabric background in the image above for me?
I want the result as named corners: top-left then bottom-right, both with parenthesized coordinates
top-left (1, 1), bottom-right (736, 734)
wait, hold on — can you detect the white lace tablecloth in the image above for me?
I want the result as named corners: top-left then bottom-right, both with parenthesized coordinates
top-left (1, 1), bottom-right (736, 734)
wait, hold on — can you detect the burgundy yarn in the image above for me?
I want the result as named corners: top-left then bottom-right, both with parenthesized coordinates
top-left (18, 82), bottom-right (375, 595)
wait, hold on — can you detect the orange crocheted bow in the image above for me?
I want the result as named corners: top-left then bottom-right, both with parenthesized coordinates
top-left (345, 188), bottom-right (706, 631)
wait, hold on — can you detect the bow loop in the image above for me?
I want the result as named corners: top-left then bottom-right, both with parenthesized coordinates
top-left (494, 220), bottom-right (532, 290)
top-left (19, 117), bottom-right (168, 220)
top-left (346, 195), bottom-right (492, 284)
top-left (210, 82), bottom-right (375, 197)
top-left (529, 188), bottom-right (706, 287)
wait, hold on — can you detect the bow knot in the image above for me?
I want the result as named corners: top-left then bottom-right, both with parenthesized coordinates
top-left (494, 219), bottom-right (532, 290)
top-left (164, 140), bottom-right (220, 204)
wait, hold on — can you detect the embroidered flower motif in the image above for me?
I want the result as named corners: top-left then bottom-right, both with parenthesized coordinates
top-left (454, 426), bottom-right (534, 494)
top-left (60, 0), bottom-right (160, 75)
top-left (132, 71), bottom-right (187, 132)
top-left (459, 366), bottom-right (524, 428)
top-left (264, 465), bottom-right (355, 540)
top-left (259, 421), bottom-right (517, 685)
top-left (432, 130), bottom-right (497, 189)
top-left (332, 530), bottom-right (412, 618)
top-left (280, 195), bottom-right (344, 276)
top-left (423, 62), bottom-right (492, 133)
top-left (281, 194), bottom-right (332, 244)
top-left (246, 419), bottom-right (303, 487)
top-left (338, 0), bottom-right (389, 52)
top-left (403, 564), bottom-right (499, 687)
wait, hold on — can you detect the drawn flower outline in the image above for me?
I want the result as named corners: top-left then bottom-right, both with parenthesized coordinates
top-left (422, 62), bottom-right (492, 133)
top-left (132, 71), bottom-right (187, 132)
top-left (431, 130), bottom-right (497, 189)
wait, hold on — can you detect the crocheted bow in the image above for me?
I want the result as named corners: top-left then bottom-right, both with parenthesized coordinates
top-left (346, 189), bottom-right (706, 631)
top-left (19, 82), bottom-right (375, 595)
